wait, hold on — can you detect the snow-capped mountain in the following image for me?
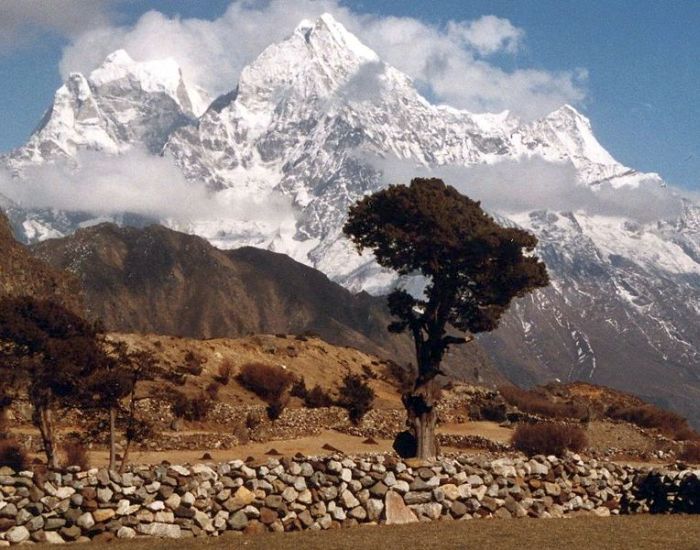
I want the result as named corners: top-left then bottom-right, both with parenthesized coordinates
top-left (5, 49), bottom-right (209, 169)
top-left (1, 14), bottom-right (698, 424)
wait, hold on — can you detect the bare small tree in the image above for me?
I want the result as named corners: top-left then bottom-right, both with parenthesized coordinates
top-left (0, 297), bottom-right (108, 469)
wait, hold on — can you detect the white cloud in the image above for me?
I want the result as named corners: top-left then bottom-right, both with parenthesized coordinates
top-left (0, 149), bottom-right (294, 223)
top-left (0, 0), bottom-right (115, 54)
top-left (365, 154), bottom-right (688, 223)
top-left (58, 1), bottom-right (586, 119)
top-left (447, 15), bottom-right (524, 55)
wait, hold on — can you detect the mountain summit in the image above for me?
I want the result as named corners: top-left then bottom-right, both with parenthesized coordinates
top-left (5, 49), bottom-right (208, 168)
top-left (1, 13), bottom-right (698, 426)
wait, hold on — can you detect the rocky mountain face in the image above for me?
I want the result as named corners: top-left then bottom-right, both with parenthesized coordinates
top-left (1, 14), bottom-right (698, 425)
top-left (31, 222), bottom-right (498, 384)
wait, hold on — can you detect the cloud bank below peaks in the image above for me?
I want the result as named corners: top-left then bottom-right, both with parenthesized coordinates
top-left (365, 154), bottom-right (689, 224)
top-left (0, 149), bottom-right (294, 224)
top-left (58, 0), bottom-right (586, 120)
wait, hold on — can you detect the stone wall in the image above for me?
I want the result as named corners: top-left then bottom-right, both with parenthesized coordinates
top-left (0, 454), bottom-right (698, 545)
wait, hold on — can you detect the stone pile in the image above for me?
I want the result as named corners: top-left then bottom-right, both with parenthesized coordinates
top-left (1, 454), bottom-right (698, 545)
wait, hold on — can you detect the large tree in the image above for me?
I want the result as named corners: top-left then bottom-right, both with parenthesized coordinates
top-left (343, 178), bottom-right (549, 459)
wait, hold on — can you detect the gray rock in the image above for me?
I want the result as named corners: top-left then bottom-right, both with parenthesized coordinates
top-left (59, 525), bottom-right (81, 540)
top-left (341, 489), bottom-right (360, 509)
top-left (6, 526), bottom-right (30, 544)
top-left (404, 491), bottom-right (432, 505)
top-left (451, 500), bottom-right (468, 517)
top-left (282, 487), bottom-right (298, 503)
top-left (366, 498), bottom-right (384, 522)
top-left (265, 494), bottom-right (284, 509)
top-left (42, 531), bottom-right (66, 544)
top-left (117, 526), bottom-right (137, 539)
top-left (137, 522), bottom-right (182, 538)
top-left (97, 487), bottom-right (113, 503)
top-left (228, 510), bottom-right (248, 530)
top-left (44, 517), bottom-right (66, 530)
top-left (76, 512), bottom-right (95, 529)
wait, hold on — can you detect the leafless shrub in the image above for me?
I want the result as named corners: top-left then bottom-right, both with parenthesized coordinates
top-left (337, 373), bottom-right (375, 425)
top-left (304, 385), bottom-right (334, 408)
top-left (237, 363), bottom-right (295, 402)
top-left (511, 422), bottom-right (588, 456)
top-left (215, 360), bottom-right (233, 385)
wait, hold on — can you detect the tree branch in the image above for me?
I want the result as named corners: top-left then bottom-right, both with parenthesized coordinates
top-left (442, 334), bottom-right (474, 346)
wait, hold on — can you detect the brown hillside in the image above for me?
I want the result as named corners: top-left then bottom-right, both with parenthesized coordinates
top-left (111, 332), bottom-right (402, 409)
top-left (31, 223), bottom-right (502, 384)
top-left (0, 209), bottom-right (82, 312)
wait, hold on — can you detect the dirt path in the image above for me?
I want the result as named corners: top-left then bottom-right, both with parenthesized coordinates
top-left (15, 420), bottom-right (513, 467)
top-left (87, 430), bottom-right (398, 466)
top-left (439, 420), bottom-right (513, 443)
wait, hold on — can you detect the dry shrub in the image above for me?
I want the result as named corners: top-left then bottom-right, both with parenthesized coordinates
top-left (232, 421), bottom-right (250, 444)
top-left (499, 385), bottom-right (588, 420)
top-left (215, 360), bottom-right (233, 385)
top-left (606, 404), bottom-right (696, 440)
top-left (172, 392), bottom-right (212, 421)
top-left (512, 422), bottom-right (588, 456)
top-left (206, 382), bottom-right (221, 400)
top-left (182, 363), bottom-right (203, 376)
top-left (237, 363), bottom-right (295, 402)
top-left (0, 439), bottom-right (28, 471)
top-left (361, 364), bottom-right (377, 380)
top-left (62, 440), bottom-right (89, 470)
top-left (182, 350), bottom-right (204, 375)
top-left (679, 442), bottom-right (700, 463)
top-left (245, 410), bottom-right (263, 431)
top-left (477, 401), bottom-right (508, 422)
top-left (290, 377), bottom-right (308, 399)
top-left (337, 373), bottom-right (375, 425)
top-left (304, 385), bottom-right (334, 408)
top-left (266, 394), bottom-right (289, 421)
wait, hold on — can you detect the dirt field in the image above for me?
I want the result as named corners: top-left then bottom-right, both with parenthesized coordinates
top-left (31, 515), bottom-right (700, 550)
top-left (74, 427), bottom-right (508, 467)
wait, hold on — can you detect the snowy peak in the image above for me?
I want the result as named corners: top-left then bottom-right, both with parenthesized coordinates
top-left (307, 13), bottom-right (379, 63)
top-left (5, 50), bottom-right (209, 168)
top-left (235, 13), bottom-right (379, 109)
top-left (88, 49), bottom-right (209, 117)
top-left (540, 104), bottom-right (618, 166)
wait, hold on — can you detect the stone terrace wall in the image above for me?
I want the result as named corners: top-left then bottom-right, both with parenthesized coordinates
top-left (0, 454), bottom-right (698, 545)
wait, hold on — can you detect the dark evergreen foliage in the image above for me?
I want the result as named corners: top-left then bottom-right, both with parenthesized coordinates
top-left (343, 178), bottom-right (549, 457)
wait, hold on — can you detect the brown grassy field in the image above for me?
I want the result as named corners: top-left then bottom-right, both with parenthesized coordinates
top-left (32, 515), bottom-right (700, 550)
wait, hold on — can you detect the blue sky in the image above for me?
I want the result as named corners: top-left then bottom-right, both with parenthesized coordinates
top-left (1, 0), bottom-right (698, 190)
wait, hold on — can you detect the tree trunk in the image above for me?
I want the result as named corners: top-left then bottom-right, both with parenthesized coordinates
top-left (37, 406), bottom-right (57, 470)
top-left (409, 403), bottom-right (437, 459)
top-left (109, 407), bottom-right (116, 471)
top-left (403, 380), bottom-right (441, 460)
top-left (119, 439), bottom-right (131, 474)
